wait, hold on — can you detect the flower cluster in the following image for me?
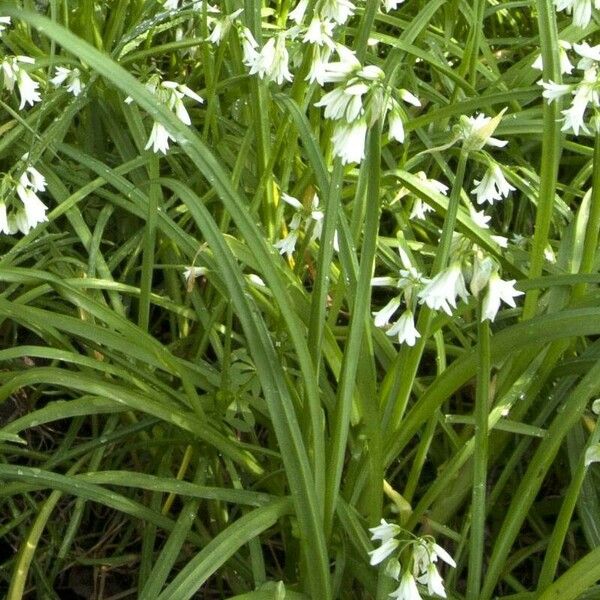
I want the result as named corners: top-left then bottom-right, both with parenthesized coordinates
top-left (51, 66), bottom-right (84, 97)
top-left (126, 75), bottom-right (203, 154)
top-left (1, 55), bottom-right (42, 109)
top-left (0, 155), bottom-right (48, 235)
top-left (368, 519), bottom-right (456, 599)
top-left (223, 0), bottom-right (420, 163)
top-left (538, 42), bottom-right (600, 135)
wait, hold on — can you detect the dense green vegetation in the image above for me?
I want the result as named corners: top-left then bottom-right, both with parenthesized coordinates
top-left (0, 0), bottom-right (599, 598)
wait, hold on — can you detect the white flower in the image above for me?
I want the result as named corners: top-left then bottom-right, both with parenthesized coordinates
top-left (532, 40), bottom-right (573, 74)
top-left (163, 0), bottom-right (179, 9)
top-left (574, 42), bottom-right (600, 70)
top-left (390, 571), bottom-right (422, 600)
top-left (16, 183), bottom-right (48, 231)
top-left (410, 199), bottom-right (433, 220)
top-left (250, 33), bottom-right (293, 84)
top-left (458, 110), bottom-right (508, 152)
top-left (470, 254), bottom-right (495, 297)
top-left (553, 0), bottom-right (599, 28)
top-left (183, 266), bottom-right (207, 279)
top-left (539, 79), bottom-right (573, 102)
top-left (331, 119), bottom-right (367, 163)
top-left (470, 206), bottom-right (491, 229)
top-left (368, 537), bottom-right (400, 566)
top-left (318, 44), bottom-right (361, 83)
top-left (240, 27), bottom-right (259, 67)
top-left (471, 163), bottom-right (515, 205)
top-left (481, 273), bottom-right (524, 322)
top-left (561, 67), bottom-right (598, 135)
top-left (303, 17), bottom-right (335, 47)
top-left (374, 296), bottom-right (401, 327)
top-left (51, 66), bottom-right (84, 96)
top-left (289, 0), bottom-right (309, 23)
top-left (315, 82), bottom-right (368, 121)
top-left (387, 99), bottom-right (405, 142)
top-left (387, 310), bottom-right (421, 346)
top-left (585, 443), bottom-right (600, 466)
top-left (0, 16), bottom-right (11, 33)
top-left (274, 228), bottom-right (300, 257)
top-left (320, 0), bottom-right (356, 24)
top-left (21, 165), bottom-right (47, 193)
top-left (306, 46), bottom-right (333, 85)
top-left (0, 201), bottom-right (10, 234)
top-left (418, 263), bottom-right (469, 315)
top-left (1, 55), bottom-right (42, 109)
top-left (207, 9), bottom-right (242, 45)
top-left (369, 519), bottom-right (402, 541)
top-left (145, 122), bottom-right (174, 154)
top-left (382, 0), bottom-right (405, 11)
top-left (416, 564), bottom-right (446, 598)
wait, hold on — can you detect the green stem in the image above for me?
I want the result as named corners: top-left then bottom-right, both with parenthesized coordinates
top-left (573, 131), bottom-right (600, 301)
top-left (324, 123), bottom-right (382, 536)
top-left (467, 314), bottom-right (490, 600)
top-left (384, 148), bottom-right (469, 434)
top-left (522, 0), bottom-right (561, 319)
top-left (537, 420), bottom-right (600, 591)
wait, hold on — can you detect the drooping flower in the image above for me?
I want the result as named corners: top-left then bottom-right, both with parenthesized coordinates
top-left (249, 33), bottom-right (293, 84)
top-left (303, 17), bottom-right (335, 47)
top-left (389, 571), bottom-right (423, 600)
top-left (51, 66), bottom-right (84, 96)
top-left (288, 0), bottom-right (309, 23)
top-left (369, 537), bottom-right (401, 566)
top-left (471, 163), bottom-right (515, 205)
top-left (382, 0), bottom-right (405, 12)
top-left (553, 0), bottom-right (600, 28)
top-left (319, 0), bottom-right (356, 24)
top-left (416, 564), bottom-right (447, 598)
top-left (145, 122), bottom-right (174, 154)
top-left (369, 519), bottom-right (402, 542)
top-left (331, 118), bottom-right (367, 164)
top-left (15, 182), bottom-right (48, 232)
top-left (387, 310), bottom-right (421, 346)
top-left (418, 263), bottom-right (469, 315)
top-left (532, 40), bottom-right (573, 74)
top-left (0, 16), bottom-right (11, 34)
top-left (481, 272), bottom-right (523, 322)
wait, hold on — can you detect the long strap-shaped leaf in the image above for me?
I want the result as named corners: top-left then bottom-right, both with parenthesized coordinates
top-left (2, 7), bottom-right (330, 597)
top-left (156, 498), bottom-right (292, 600)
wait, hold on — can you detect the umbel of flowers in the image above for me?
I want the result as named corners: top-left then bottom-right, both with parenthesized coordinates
top-left (372, 111), bottom-right (523, 345)
top-left (368, 519), bottom-right (456, 599)
top-left (537, 41), bottom-right (600, 135)
top-left (223, 0), bottom-right (422, 164)
top-left (0, 155), bottom-right (48, 235)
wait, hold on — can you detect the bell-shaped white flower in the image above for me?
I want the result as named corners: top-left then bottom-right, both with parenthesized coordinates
top-left (416, 563), bottom-right (447, 598)
top-left (288, 0), bottom-right (309, 23)
top-left (0, 16), bottom-right (11, 33)
top-left (303, 17), bottom-right (335, 47)
top-left (369, 519), bottom-right (402, 541)
top-left (16, 183), bottom-right (48, 231)
top-left (240, 27), bottom-right (260, 67)
top-left (387, 310), bottom-right (421, 346)
top-left (373, 296), bottom-right (401, 328)
top-left (145, 122), bottom-right (174, 154)
top-left (481, 272), bottom-right (523, 322)
top-left (0, 200), bottom-right (10, 234)
top-left (250, 33), bottom-right (293, 84)
top-left (382, 0), bottom-right (405, 12)
top-left (320, 0), bottom-right (356, 24)
top-left (368, 537), bottom-right (400, 566)
top-left (390, 571), bottom-right (423, 600)
top-left (532, 40), bottom-right (573, 74)
top-left (51, 66), bottom-right (84, 96)
top-left (471, 163), bottom-right (515, 205)
top-left (331, 119), bottom-right (367, 164)
top-left (418, 263), bottom-right (469, 315)
top-left (574, 41), bottom-right (600, 70)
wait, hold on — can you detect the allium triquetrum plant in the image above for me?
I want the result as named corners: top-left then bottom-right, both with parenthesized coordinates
top-left (0, 0), bottom-right (600, 598)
